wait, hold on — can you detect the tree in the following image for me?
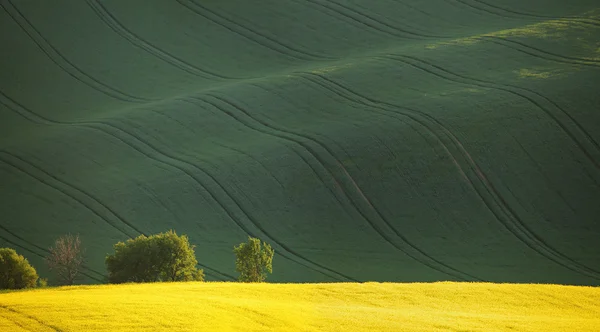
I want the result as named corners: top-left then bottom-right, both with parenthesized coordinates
top-left (105, 230), bottom-right (204, 284)
top-left (46, 234), bottom-right (85, 285)
top-left (0, 248), bottom-right (39, 290)
top-left (233, 237), bottom-right (274, 282)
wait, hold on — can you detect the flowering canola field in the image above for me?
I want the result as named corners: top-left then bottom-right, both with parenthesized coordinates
top-left (1, 282), bottom-right (599, 331)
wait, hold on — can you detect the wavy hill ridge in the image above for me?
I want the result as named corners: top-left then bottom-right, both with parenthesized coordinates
top-left (1, 0), bottom-right (599, 284)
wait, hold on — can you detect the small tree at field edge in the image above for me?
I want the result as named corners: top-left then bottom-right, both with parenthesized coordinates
top-left (234, 237), bottom-right (274, 282)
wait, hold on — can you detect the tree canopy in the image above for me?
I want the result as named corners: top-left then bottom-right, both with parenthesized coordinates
top-left (105, 230), bottom-right (204, 283)
top-left (0, 248), bottom-right (39, 289)
top-left (234, 237), bottom-right (274, 282)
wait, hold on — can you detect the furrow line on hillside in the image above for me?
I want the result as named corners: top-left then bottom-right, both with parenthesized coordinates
top-left (386, 54), bottom-right (600, 169)
top-left (324, 0), bottom-right (452, 38)
top-left (0, 94), bottom-right (148, 239)
top-left (149, 106), bottom-right (356, 269)
top-left (308, 69), bottom-right (600, 280)
top-left (444, 0), bottom-right (521, 19)
top-left (468, 0), bottom-right (600, 26)
top-left (197, 94), bottom-right (367, 209)
top-left (0, 234), bottom-right (105, 282)
top-left (296, 0), bottom-right (415, 40)
top-left (114, 113), bottom-right (354, 282)
top-left (295, 74), bottom-right (494, 281)
top-left (3, 153), bottom-right (232, 280)
top-left (0, 152), bottom-right (193, 280)
top-left (182, 97), bottom-right (359, 282)
top-left (0, 93), bottom-right (236, 281)
top-left (146, 108), bottom-right (288, 191)
top-left (84, 0), bottom-right (242, 80)
top-left (0, 0), bottom-right (151, 103)
top-left (480, 36), bottom-right (600, 67)
top-left (175, 0), bottom-right (333, 61)
top-left (288, 73), bottom-right (598, 279)
top-left (0, 152), bottom-right (141, 239)
top-left (0, 305), bottom-right (63, 332)
top-left (4, 94), bottom-right (346, 281)
top-left (295, 0), bottom-right (442, 39)
top-left (0, 222), bottom-right (106, 281)
top-left (364, 56), bottom-right (600, 278)
top-left (210, 141), bottom-right (288, 190)
top-left (395, 0), bottom-right (470, 28)
top-left (250, 77), bottom-right (477, 213)
top-left (193, 94), bottom-right (467, 280)
top-left (513, 137), bottom-right (583, 214)
top-left (240, 76), bottom-right (481, 281)
top-left (449, 0), bottom-right (600, 28)
top-left (249, 81), bottom-right (452, 185)
top-left (75, 124), bottom-right (323, 281)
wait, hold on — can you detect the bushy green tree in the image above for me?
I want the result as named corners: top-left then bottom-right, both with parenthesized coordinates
top-left (234, 237), bottom-right (274, 282)
top-left (0, 248), bottom-right (39, 290)
top-left (105, 230), bottom-right (204, 284)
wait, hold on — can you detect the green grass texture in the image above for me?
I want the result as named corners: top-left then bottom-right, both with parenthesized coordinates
top-left (1, 0), bottom-right (599, 285)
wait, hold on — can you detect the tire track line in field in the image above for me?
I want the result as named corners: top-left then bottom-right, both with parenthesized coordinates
top-left (383, 54), bottom-right (600, 169)
top-left (0, 153), bottom-right (232, 281)
top-left (0, 94), bottom-right (147, 238)
top-left (1, 92), bottom-right (343, 282)
top-left (183, 97), bottom-right (358, 282)
top-left (512, 137), bottom-right (580, 215)
top-left (0, 212), bottom-right (106, 281)
top-left (0, 152), bottom-right (141, 239)
top-left (365, 56), bottom-right (600, 277)
top-left (480, 36), bottom-right (600, 68)
top-left (447, 0), bottom-right (600, 28)
top-left (467, 0), bottom-right (600, 27)
top-left (0, 0), bottom-right (152, 103)
top-left (197, 91), bottom-right (479, 281)
top-left (294, 74), bottom-right (488, 277)
top-left (323, 0), bottom-right (451, 38)
top-left (305, 70), bottom-right (600, 280)
top-left (0, 309), bottom-right (30, 332)
top-left (396, 0), bottom-right (470, 28)
top-left (444, 0), bottom-right (517, 19)
top-left (0, 152), bottom-right (196, 280)
top-left (212, 141), bottom-right (288, 191)
top-left (84, 0), bottom-right (245, 80)
top-left (114, 108), bottom-right (353, 281)
top-left (294, 0), bottom-right (446, 39)
top-left (192, 94), bottom-right (358, 207)
top-left (312, 72), bottom-right (600, 280)
top-left (0, 232), bottom-right (105, 282)
top-left (176, 0), bottom-right (334, 61)
top-left (250, 80), bottom-right (449, 190)
top-left (148, 108), bottom-right (288, 192)
top-left (0, 93), bottom-right (237, 282)
top-left (0, 305), bottom-right (63, 332)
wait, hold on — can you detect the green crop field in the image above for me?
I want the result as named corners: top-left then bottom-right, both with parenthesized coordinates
top-left (1, 0), bottom-right (599, 286)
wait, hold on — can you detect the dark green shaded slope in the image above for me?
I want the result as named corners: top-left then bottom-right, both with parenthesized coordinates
top-left (1, 0), bottom-right (599, 284)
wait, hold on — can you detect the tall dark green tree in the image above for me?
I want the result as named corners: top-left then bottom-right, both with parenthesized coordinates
top-left (234, 237), bottom-right (274, 282)
top-left (105, 230), bottom-right (204, 283)
top-left (0, 248), bottom-right (39, 290)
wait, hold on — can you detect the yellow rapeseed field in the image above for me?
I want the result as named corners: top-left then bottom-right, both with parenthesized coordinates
top-left (0, 282), bottom-right (599, 331)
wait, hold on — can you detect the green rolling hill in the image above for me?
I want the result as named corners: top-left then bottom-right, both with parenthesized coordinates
top-left (1, 0), bottom-right (599, 285)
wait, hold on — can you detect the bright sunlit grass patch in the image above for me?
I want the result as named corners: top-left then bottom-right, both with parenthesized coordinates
top-left (0, 282), bottom-right (599, 331)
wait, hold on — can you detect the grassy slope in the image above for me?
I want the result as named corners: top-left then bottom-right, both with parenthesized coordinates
top-left (0, 0), bottom-right (599, 284)
top-left (1, 282), bottom-right (599, 331)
